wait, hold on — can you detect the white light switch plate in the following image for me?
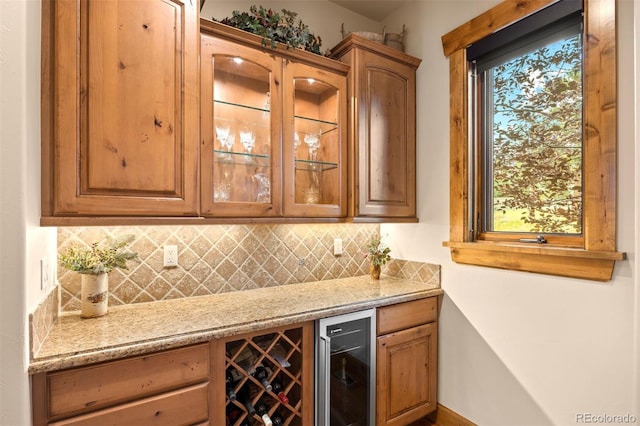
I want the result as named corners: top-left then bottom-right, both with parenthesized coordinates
top-left (41, 257), bottom-right (50, 290)
top-left (333, 238), bottom-right (343, 256)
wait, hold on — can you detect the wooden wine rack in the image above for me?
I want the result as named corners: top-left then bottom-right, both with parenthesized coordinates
top-left (222, 322), bottom-right (314, 426)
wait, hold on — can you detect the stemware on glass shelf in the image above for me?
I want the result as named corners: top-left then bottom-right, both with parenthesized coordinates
top-left (240, 130), bottom-right (255, 153)
top-left (303, 132), bottom-right (322, 204)
top-left (240, 129), bottom-right (256, 164)
top-left (215, 125), bottom-right (230, 149)
top-left (254, 172), bottom-right (271, 203)
top-left (213, 181), bottom-right (231, 202)
top-left (293, 132), bottom-right (301, 155)
top-left (304, 133), bottom-right (320, 161)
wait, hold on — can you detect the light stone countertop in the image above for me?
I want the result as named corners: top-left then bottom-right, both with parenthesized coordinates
top-left (29, 275), bottom-right (442, 374)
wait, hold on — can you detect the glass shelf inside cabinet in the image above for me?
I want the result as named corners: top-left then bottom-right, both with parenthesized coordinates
top-left (294, 158), bottom-right (338, 171)
top-left (214, 150), bottom-right (270, 167)
top-left (215, 99), bottom-right (271, 118)
top-left (294, 115), bottom-right (338, 135)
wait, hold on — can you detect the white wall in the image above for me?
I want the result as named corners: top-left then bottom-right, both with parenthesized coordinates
top-left (0, 0), bottom-right (57, 424)
top-left (1, 1), bottom-right (636, 424)
top-left (382, 0), bottom-right (638, 424)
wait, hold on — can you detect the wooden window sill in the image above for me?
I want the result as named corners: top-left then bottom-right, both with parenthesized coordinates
top-left (443, 241), bottom-right (626, 282)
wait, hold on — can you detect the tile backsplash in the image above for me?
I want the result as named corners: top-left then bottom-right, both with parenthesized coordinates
top-left (57, 224), bottom-right (382, 311)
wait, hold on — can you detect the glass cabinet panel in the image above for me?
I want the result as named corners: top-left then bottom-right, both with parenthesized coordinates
top-left (213, 56), bottom-right (272, 204)
top-left (284, 66), bottom-right (346, 217)
top-left (293, 78), bottom-right (339, 206)
top-left (200, 35), bottom-right (282, 217)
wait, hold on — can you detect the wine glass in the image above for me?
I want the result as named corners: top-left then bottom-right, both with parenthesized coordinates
top-left (215, 125), bottom-right (230, 150)
top-left (254, 172), bottom-right (271, 203)
top-left (240, 130), bottom-right (255, 153)
top-left (304, 133), bottom-right (320, 161)
top-left (222, 133), bottom-right (235, 152)
top-left (294, 132), bottom-right (301, 152)
top-left (240, 129), bottom-right (256, 164)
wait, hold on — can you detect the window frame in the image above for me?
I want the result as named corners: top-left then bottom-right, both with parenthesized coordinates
top-left (441, 0), bottom-right (625, 281)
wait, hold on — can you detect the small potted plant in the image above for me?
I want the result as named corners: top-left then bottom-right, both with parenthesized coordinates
top-left (364, 235), bottom-right (392, 280)
top-left (59, 235), bottom-right (139, 318)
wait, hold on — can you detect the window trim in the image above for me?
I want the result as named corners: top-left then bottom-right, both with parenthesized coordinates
top-left (441, 0), bottom-right (625, 281)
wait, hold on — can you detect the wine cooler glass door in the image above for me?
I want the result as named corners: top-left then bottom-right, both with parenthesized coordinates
top-left (317, 309), bottom-right (376, 426)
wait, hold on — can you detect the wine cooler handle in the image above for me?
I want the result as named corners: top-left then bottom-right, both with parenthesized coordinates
top-left (319, 333), bottom-right (331, 425)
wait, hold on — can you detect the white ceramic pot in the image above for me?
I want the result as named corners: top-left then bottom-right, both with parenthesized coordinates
top-left (80, 273), bottom-right (108, 318)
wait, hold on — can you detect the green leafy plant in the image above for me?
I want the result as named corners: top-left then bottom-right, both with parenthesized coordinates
top-left (364, 235), bottom-right (392, 267)
top-left (59, 235), bottom-right (139, 274)
top-left (218, 5), bottom-right (323, 55)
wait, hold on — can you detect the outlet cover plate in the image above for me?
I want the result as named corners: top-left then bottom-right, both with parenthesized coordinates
top-left (163, 245), bottom-right (178, 267)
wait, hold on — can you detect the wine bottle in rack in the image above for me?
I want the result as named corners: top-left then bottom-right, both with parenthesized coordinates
top-left (255, 398), bottom-right (273, 426)
top-left (269, 343), bottom-right (291, 368)
top-left (254, 366), bottom-right (272, 391)
top-left (271, 381), bottom-right (289, 405)
top-left (237, 388), bottom-right (256, 417)
top-left (236, 345), bottom-right (258, 376)
top-left (225, 369), bottom-right (238, 401)
top-left (271, 411), bottom-right (284, 426)
top-left (226, 404), bottom-right (242, 425)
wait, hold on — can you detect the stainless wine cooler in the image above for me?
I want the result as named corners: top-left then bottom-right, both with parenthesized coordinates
top-left (316, 309), bottom-right (376, 426)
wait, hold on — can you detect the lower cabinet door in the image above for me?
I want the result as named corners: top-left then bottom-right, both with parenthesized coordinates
top-left (376, 322), bottom-right (437, 426)
top-left (49, 383), bottom-right (209, 426)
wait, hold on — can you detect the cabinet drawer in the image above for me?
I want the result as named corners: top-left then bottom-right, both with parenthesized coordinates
top-left (48, 344), bottom-right (209, 418)
top-left (50, 383), bottom-right (209, 426)
top-left (377, 297), bottom-right (437, 336)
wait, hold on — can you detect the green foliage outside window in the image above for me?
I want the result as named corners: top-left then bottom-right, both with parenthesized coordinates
top-left (487, 33), bottom-right (583, 234)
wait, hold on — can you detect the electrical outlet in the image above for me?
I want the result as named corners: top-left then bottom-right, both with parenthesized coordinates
top-left (40, 257), bottom-right (50, 290)
top-left (163, 245), bottom-right (178, 268)
top-left (333, 238), bottom-right (343, 256)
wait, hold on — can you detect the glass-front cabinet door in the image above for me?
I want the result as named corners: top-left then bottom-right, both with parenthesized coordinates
top-left (200, 35), bottom-right (282, 217)
top-left (283, 63), bottom-right (347, 217)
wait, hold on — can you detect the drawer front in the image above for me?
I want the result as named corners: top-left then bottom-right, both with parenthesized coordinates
top-left (48, 344), bottom-right (209, 418)
top-left (50, 383), bottom-right (209, 426)
top-left (377, 297), bottom-right (437, 336)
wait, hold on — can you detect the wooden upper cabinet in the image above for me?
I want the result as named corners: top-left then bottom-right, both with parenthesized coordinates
top-left (283, 61), bottom-right (347, 218)
top-left (200, 34), bottom-right (283, 217)
top-left (41, 0), bottom-right (199, 219)
top-left (199, 20), bottom-right (348, 219)
top-left (331, 35), bottom-right (421, 221)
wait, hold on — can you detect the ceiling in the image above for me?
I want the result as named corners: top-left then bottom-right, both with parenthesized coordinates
top-left (328, 0), bottom-right (408, 22)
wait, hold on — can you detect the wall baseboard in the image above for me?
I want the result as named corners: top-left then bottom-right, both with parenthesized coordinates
top-left (428, 403), bottom-right (476, 426)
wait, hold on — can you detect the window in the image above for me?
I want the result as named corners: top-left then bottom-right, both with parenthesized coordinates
top-left (442, 0), bottom-right (625, 281)
top-left (472, 0), bottom-right (584, 242)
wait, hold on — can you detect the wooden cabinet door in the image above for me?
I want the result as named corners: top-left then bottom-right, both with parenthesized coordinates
top-left (331, 36), bottom-right (421, 220)
top-left (282, 61), bottom-right (347, 217)
top-left (354, 48), bottom-right (417, 218)
top-left (376, 322), bottom-right (437, 426)
top-left (43, 0), bottom-right (199, 217)
top-left (200, 34), bottom-right (283, 217)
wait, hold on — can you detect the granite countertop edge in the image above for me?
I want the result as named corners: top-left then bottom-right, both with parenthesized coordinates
top-left (29, 276), bottom-right (443, 374)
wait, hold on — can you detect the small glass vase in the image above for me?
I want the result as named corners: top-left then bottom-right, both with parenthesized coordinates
top-left (369, 264), bottom-right (381, 280)
top-left (80, 273), bottom-right (109, 318)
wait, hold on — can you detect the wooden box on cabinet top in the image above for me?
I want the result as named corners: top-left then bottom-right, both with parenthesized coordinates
top-left (331, 35), bottom-right (422, 222)
top-left (376, 298), bottom-right (438, 426)
top-left (41, 0), bottom-right (199, 220)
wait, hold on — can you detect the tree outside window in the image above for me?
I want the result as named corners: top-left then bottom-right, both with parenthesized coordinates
top-left (482, 33), bottom-right (583, 234)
